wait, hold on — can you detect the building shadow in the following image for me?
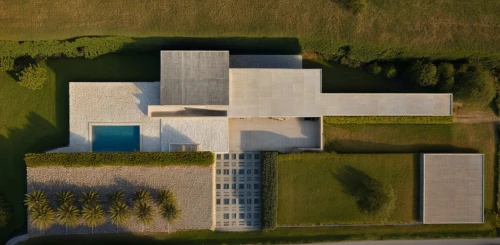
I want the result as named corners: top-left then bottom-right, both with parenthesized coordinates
top-left (122, 37), bottom-right (302, 55)
top-left (325, 140), bottom-right (478, 154)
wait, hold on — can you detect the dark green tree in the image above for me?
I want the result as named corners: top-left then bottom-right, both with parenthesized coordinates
top-left (56, 202), bottom-right (80, 235)
top-left (81, 203), bottom-right (106, 235)
top-left (134, 202), bottom-right (154, 233)
top-left (24, 190), bottom-right (48, 211)
top-left (108, 201), bottom-right (131, 233)
top-left (356, 179), bottom-right (396, 220)
top-left (29, 203), bottom-right (55, 230)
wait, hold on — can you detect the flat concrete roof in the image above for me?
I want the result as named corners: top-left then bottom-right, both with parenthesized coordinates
top-left (422, 154), bottom-right (484, 224)
top-left (161, 51), bottom-right (229, 105)
top-left (228, 69), bottom-right (452, 117)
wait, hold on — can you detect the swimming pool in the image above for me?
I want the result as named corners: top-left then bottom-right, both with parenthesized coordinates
top-left (91, 125), bottom-right (140, 152)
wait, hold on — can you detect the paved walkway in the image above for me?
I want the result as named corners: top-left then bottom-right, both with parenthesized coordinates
top-left (5, 234), bottom-right (28, 245)
top-left (303, 238), bottom-right (500, 245)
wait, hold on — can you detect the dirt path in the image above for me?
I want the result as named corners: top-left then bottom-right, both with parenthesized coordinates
top-left (454, 111), bottom-right (499, 123)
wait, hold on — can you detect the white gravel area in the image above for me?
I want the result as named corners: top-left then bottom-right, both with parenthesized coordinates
top-left (27, 166), bottom-right (214, 236)
top-left (161, 118), bottom-right (228, 152)
top-left (51, 82), bottom-right (161, 153)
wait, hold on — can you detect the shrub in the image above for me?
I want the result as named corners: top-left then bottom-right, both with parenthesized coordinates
top-left (383, 65), bottom-right (397, 78)
top-left (17, 64), bottom-right (47, 90)
top-left (407, 61), bottom-right (438, 87)
top-left (324, 116), bottom-right (454, 125)
top-left (0, 57), bottom-right (14, 71)
top-left (340, 56), bottom-right (361, 68)
top-left (454, 67), bottom-right (497, 107)
top-left (261, 151), bottom-right (278, 230)
top-left (437, 63), bottom-right (455, 92)
top-left (0, 36), bottom-right (133, 59)
top-left (366, 62), bottom-right (382, 76)
top-left (0, 196), bottom-right (11, 229)
top-left (347, 0), bottom-right (367, 14)
top-left (356, 179), bottom-right (396, 220)
top-left (25, 152), bottom-right (214, 167)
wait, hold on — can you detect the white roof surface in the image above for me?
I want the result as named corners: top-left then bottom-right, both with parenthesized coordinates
top-left (422, 154), bottom-right (484, 224)
top-left (228, 69), bottom-right (452, 117)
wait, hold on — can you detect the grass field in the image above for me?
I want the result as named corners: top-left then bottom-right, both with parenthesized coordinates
top-left (0, 53), bottom-right (159, 243)
top-left (272, 122), bottom-right (496, 233)
top-left (277, 153), bottom-right (418, 225)
top-left (20, 224), bottom-right (495, 245)
top-left (0, 0), bottom-right (500, 62)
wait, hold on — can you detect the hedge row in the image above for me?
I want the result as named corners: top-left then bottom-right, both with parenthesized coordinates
top-left (25, 152), bottom-right (214, 167)
top-left (0, 36), bottom-right (134, 59)
top-left (261, 151), bottom-right (278, 230)
top-left (324, 116), bottom-right (454, 125)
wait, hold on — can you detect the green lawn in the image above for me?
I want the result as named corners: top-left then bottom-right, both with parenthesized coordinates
top-left (277, 153), bottom-right (418, 225)
top-left (0, 53), bottom-right (159, 243)
top-left (0, 1), bottom-right (500, 62)
top-left (20, 224), bottom-right (495, 245)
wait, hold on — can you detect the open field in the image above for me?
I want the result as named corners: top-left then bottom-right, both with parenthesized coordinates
top-left (323, 122), bottom-right (497, 213)
top-left (0, 53), bottom-right (159, 243)
top-left (277, 153), bottom-right (418, 225)
top-left (0, 0), bottom-right (500, 62)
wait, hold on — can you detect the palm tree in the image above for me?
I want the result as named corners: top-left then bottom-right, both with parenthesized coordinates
top-left (81, 203), bottom-right (106, 235)
top-left (79, 191), bottom-right (99, 206)
top-left (134, 202), bottom-right (154, 233)
top-left (29, 203), bottom-right (55, 230)
top-left (24, 190), bottom-right (48, 211)
top-left (159, 203), bottom-right (181, 233)
top-left (132, 189), bottom-right (151, 205)
top-left (108, 201), bottom-right (131, 233)
top-left (157, 190), bottom-right (175, 206)
top-left (107, 190), bottom-right (125, 204)
top-left (56, 202), bottom-right (79, 235)
top-left (56, 191), bottom-right (74, 205)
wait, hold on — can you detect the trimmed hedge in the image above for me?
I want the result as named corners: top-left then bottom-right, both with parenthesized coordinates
top-left (0, 36), bottom-right (133, 59)
top-left (261, 151), bottom-right (278, 230)
top-left (25, 152), bottom-right (214, 167)
top-left (324, 116), bottom-right (454, 125)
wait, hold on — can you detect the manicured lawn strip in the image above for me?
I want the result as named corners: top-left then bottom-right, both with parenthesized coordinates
top-left (0, 53), bottom-right (159, 244)
top-left (25, 152), bottom-right (214, 167)
top-left (324, 116), bottom-right (453, 125)
top-left (277, 153), bottom-right (418, 225)
top-left (323, 123), bottom-right (496, 212)
top-left (1, 1), bottom-right (500, 63)
top-left (261, 152), bottom-right (278, 230)
top-left (20, 224), bottom-right (495, 245)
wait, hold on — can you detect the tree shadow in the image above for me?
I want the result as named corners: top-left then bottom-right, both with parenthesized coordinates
top-left (332, 165), bottom-right (374, 199)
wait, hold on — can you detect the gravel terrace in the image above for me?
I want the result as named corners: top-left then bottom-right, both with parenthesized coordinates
top-left (26, 166), bottom-right (214, 236)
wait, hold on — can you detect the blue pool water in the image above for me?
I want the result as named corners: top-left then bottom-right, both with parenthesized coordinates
top-left (92, 126), bottom-right (140, 152)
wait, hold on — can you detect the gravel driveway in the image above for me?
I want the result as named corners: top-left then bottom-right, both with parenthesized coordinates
top-left (27, 166), bottom-right (214, 236)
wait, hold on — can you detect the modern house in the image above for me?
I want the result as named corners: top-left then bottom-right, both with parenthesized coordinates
top-left (45, 51), bottom-right (482, 231)
top-left (53, 51), bottom-right (453, 154)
